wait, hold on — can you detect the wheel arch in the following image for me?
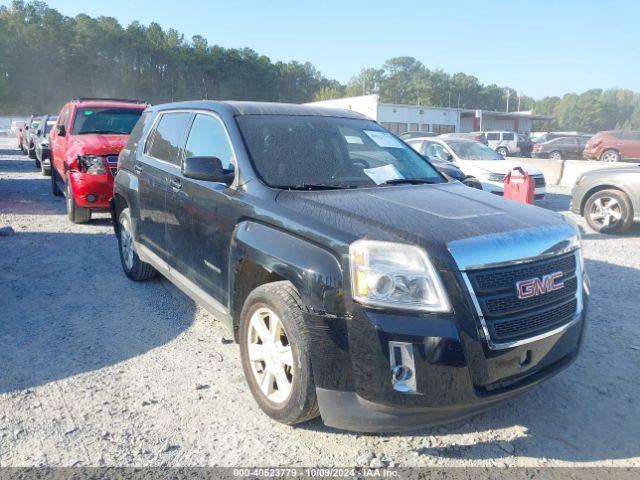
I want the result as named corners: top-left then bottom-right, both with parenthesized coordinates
top-left (229, 221), bottom-right (346, 341)
top-left (580, 183), bottom-right (633, 215)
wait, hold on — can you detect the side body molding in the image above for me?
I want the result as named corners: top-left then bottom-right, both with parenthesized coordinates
top-left (229, 221), bottom-right (346, 319)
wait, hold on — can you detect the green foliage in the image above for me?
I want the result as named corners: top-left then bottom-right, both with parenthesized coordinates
top-left (0, 1), bottom-right (336, 114)
top-left (2, 2), bottom-right (640, 133)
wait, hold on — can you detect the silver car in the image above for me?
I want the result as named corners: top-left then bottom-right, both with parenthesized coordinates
top-left (571, 165), bottom-right (640, 233)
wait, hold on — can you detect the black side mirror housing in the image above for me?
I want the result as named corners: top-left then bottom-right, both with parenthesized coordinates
top-left (182, 156), bottom-right (233, 184)
top-left (56, 125), bottom-right (66, 137)
top-left (36, 129), bottom-right (42, 135)
top-left (447, 153), bottom-right (454, 161)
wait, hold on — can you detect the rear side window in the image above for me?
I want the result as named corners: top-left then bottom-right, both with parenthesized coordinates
top-left (620, 131), bottom-right (640, 141)
top-left (502, 132), bottom-right (515, 141)
top-left (184, 114), bottom-right (235, 170)
top-left (486, 133), bottom-right (499, 141)
top-left (124, 111), bottom-right (150, 152)
top-left (145, 112), bottom-right (192, 165)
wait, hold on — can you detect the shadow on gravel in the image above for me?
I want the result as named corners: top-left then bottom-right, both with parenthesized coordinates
top-left (301, 257), bottom-right (640, 463)
top-left (536, 192), bottom-right (572, 213)
top-left (0, 231), bottom-right (195, 395)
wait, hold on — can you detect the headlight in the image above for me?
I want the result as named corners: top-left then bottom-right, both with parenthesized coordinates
top-left (78, 155), bottom-right (107, 174)
top-left (349, 240), bottom-right (451, 312)
top-left (484, 173), bottom-right (506, 183)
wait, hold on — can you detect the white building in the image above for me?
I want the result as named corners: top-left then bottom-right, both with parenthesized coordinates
top-left (307, 95), bottom-right (553, 136)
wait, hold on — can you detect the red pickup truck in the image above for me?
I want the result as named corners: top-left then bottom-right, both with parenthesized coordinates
top-left (50, 98), bottom-right (147, 223)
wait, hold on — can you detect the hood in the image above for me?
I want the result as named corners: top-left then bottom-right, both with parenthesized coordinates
top-left (275, 182), bottom-right (568, 265)
top-left (455, 159), bottom-right (543, 176)
top-left (70, 134), bottom-right (129, 154)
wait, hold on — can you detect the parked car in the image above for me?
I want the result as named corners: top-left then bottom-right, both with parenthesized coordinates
top-left (533, 136), bottom-right (590, 160)
top-left (21, 115), bottom-right (41, 157)
top-left (532, 132), bottom-right (591, 144)
top-left (583, 131), bottom-right (640, 162)
top-left (50, 98), bottom-right (147, 223)
top-left (406, 136), bottom-right (546, 199)
top-left (399, 130), bottom-right (437, 140)
top-left (111, 100), bottom-right (588, 432)
top-left (485, 131), bottom-right (520, 157)
top-left (439, 131), bottom-right (488, 145)
top-left (10, 120), bottom-right (25, 137)
top-left (33, 115), bottom-right (58, 175)
top-left (571, 165), bottom-right (640, 233)
top-left (16, 122), bottom-right (26, 149)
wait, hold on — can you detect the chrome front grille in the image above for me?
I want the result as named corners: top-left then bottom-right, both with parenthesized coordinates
top-left (532, 175), bottom-right (546, 187)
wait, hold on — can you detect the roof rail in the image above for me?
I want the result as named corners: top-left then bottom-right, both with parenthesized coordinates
top-left (72, 97), bottom-right (147, 104)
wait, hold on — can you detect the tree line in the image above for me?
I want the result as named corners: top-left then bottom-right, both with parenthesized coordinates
top-left (2, 1), bottom-right (639, 133)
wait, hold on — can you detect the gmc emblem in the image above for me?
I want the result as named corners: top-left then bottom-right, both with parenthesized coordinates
top-left (516, 271), bottom-right (565, 299)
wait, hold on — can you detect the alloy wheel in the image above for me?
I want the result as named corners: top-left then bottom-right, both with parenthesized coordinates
top-left (550, 151), bottom-right (562, 160)
top-left (120, 220), bottom-right (134, 271)
top-left (602, 151), bottom-right (619, 162)
top-left (589, 196), bottom-right (622, 229)
top-left (247, 307), bottom-right (294, 404)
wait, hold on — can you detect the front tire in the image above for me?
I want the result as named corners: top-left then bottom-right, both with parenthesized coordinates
top-left (117, 208), bottom-right (157, 281)
top-left (584, 189), bottom-right (633, 234)
top-left (239, 281), bottom-right (319, 425)
top-left (65, 174), bottom-right (91, 224)
top-left (496, 147), bottom-right (509, 158)
top-left (600, 149), bottom-right (620, 162)
top-left (51, 165), bottom-right (63, 196)
top-left (549, 150), bottom-right (562, 160)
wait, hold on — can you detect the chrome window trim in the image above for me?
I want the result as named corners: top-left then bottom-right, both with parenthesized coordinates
top-left (460, 250), bottom-right (584, 350)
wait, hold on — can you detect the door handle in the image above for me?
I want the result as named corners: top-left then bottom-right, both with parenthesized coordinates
top-left (133, 164), bottom-right (142, 174)
top-left (169, 178), bottom-right (182, 190)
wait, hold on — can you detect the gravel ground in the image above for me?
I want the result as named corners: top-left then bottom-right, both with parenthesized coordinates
top-left (1, 136), bottom-right (639, 468)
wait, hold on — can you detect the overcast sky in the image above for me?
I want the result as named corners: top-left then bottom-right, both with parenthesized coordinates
top-left (7, 0), bottom-right (639, 99)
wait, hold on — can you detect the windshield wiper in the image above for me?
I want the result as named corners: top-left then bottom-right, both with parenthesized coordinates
top-left (274, 183), bottom-right (353, 191)
top-left (382, 178), bottom-right (439, 185)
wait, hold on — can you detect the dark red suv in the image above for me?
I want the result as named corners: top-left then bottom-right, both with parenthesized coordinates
top-left (583, 131), bottom-right (640, 162)
top-left (50, 98), bottom-right (147, 223)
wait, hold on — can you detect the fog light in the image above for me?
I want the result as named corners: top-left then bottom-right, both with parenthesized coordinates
top-left (389, 341), bottom-right (417, 393)
top-left (86, 194), bottom-right (97, 203)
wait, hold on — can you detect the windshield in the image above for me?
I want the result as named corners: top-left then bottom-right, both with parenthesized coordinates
top-left (237, 115), bottom-right (443, 188)
top-left (72, 107), bottom-right (143, 135)
top-left (447, 140), bottom-right (503, 160)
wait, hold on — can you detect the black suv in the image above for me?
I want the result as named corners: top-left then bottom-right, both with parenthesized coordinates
top-left (111, 101), bottom-right (589, 432)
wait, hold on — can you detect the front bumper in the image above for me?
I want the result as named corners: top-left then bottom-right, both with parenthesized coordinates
top-left (68, 171), bottom-right (114, 209)
top-left (311, 301), bottom-right (587, 432)
top-left (481, 181), bottom-right (546, 200)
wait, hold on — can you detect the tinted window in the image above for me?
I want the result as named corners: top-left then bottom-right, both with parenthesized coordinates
top-left (237, 115), bottom-right (443, 188)
top-left (447, 141), bottom-right (503, 160)
top-left (578, 137), bottom-right (589, 146)
top-left (146, 112), bottom-right (192, 165)
top-left (620, 131), bottom-right (640, 141)
top-left (125, 111), bottom-right (150, 152)
top-left (72, 107), bottom-right (143, 135)
top-left (184, 114), bottom-right (234, 170)
top-left (502, 132), bottom-right (515, 141)
top-left (486, 133), bottom-right (499, 141)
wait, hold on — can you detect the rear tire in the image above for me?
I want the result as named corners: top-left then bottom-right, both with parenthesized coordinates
top-left (584, 189), bottom-right (633, 234)
top-left (239, 281), bottom-right (319, 425)
top-left (65, 174), bottom-right (91, 224)
top-left (51, 165), bottom-right (63, 197)
top-left (496, 147), bottom-right (509, 157)
top-left (600, 150), bottom-right (620, 162)
top-left (35, 156), bottom-right (41, 169)
top-left (549, 150), bottom-right (562, 160)
top-left (117, 208), bottom-right (157, 281)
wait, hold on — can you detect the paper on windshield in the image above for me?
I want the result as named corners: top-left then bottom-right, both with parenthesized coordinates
top-left (364, 130), bottom-right (404, 149)
top-left (344, 135), bottom-right (364, 144)
top-left (363, 164), bottom-right (404, 185)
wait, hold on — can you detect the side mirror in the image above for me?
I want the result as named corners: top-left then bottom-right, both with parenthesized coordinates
top-left (56, 124), bottom-right (66, 137)
top-left (182, 156), bottom-right (233, 184)
top-left (447, 153), bottom-right (454, 161)
top-left (36, 129), bottom-right (42, 135)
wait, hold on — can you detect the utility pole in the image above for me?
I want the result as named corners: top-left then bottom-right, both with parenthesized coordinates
top-left (505, 89), bottom-right (510, 112)
top-left (517, 91), bottom-right (521, 112)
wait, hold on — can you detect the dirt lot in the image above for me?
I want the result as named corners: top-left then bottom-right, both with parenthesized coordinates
top-left (1, 136), bottom-right (639, 468)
